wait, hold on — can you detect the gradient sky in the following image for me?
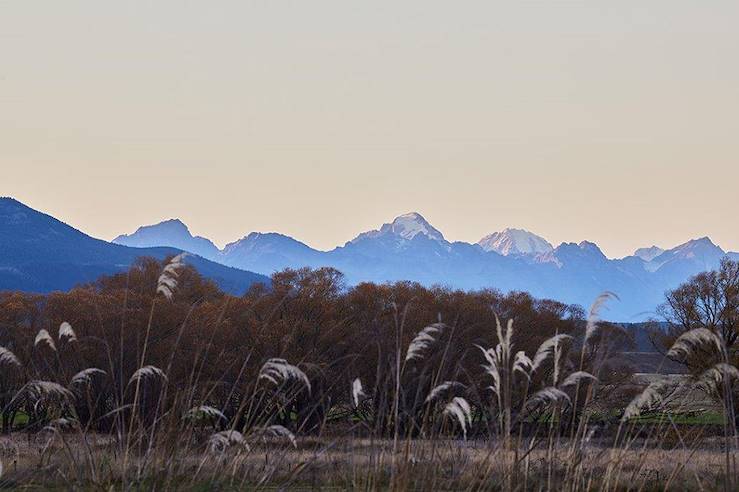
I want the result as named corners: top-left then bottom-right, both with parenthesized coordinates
top-left (2, 1), bottom-right (738, 258)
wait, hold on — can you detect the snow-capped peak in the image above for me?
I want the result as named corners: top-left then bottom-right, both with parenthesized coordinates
top-left (660, 237), bottom-right (724, 261)
top-left (386, 212), bottom-right (445, 241)
top-left (477, 228), bottom-right (553, 256)
top-left (350, 212), bottom-right (446, 244)
top-left (632, 245), bottom-right (665, 262)
top-left (642, 237), bottom-right (724, 272)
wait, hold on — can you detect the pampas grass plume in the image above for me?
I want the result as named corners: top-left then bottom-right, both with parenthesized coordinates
top-left (58, 322), bottom-right (77, 343)
top-left (34, 329), bottom-right (56, 352)
top-left (443, 397), bottom-right (472, 439)
top-left (259, 358), bottom-right (311, 394)
top-left (405, 323), bottom-right (445, 362)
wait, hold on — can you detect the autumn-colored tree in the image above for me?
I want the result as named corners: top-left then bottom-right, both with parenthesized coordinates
top-left (0, 258), bottom-right (598, 437)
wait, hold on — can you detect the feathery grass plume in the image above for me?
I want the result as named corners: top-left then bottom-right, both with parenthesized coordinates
top-left (43, 417), bottom-right (80, 433)
top-left (513, 350), bottom-right (533, 380)
top-left (34, 329), bottom-right (56, 352)
top-left (70, 368), bottom-right (106, 387)
top-left (526, 387), bottom-right (571, 408)
top-left (12, 380), bottom-right (74, 409)
top-left (405, 322), bottom-right (445, 362)
top-left (443, 397), bottom-right (472, 439)
top-left (531, 334), bottom-right (572, 373)
top-left (255, 425), bottom-right (298, 448)
top-left (58, 322), bottom-right (77, 343)
top-left (495, 316), bottom-right (514, 359)
top-left (477, 344), bottom-right (501, 397)
top-left (128, 365), bottom-right (168, 386)
top-left (185, 405), bottom-right (227, 423)
top-left (0, 346), bottom-right (21, 369)
top-left (208, 430), bottom-right (249, 454)
top-left (553, 334), bottom-right (565, 385)
top-left (583, 291), bottom-right (618, 346)
top-left (258, 358), bottom-right (311, 394)
top-left (560, 371), bottom-right (598, 388)
top-left (26, 381), bottom-right (75, 401)
top-left (425, 381), bottom-right (467, 404)
top-left (696, 363), bottom-right (739, 393)
top-left (667, 327), bottom-right (725, 360)
top-left (478, 317), bottom-right (515, 392)
top-left (622, 380), bottom-right (669, 421)
top-left (157, 253), bottom-right (187, 301)
top-left (351, 378), bottom-right (366, 407)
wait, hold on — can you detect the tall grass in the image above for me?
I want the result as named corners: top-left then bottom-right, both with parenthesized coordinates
top-left (0, 258), bottom-right (736, 490)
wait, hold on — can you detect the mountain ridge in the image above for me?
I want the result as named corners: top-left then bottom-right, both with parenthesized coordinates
top-left (108, 210), bottom-right (739, 321)
top-left (0, 198), bottom-right (269, 295)
top-left (478, 228), bottom-right (553, 256)
top-left (4, 198), bottom-right (737, 321)
top-left (113, 218), bottom-right (221, 261)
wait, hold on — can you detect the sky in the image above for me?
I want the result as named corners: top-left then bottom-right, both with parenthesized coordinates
top-left (2, 1), bottom-right (738, 258)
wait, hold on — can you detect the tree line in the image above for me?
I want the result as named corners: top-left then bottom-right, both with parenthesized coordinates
top-left (2, 256), bottom-right (736, 437)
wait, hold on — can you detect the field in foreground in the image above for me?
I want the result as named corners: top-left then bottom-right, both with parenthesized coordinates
top-left (1, 259), bottom-right (738, 490)
top-left (0, 433), bottom-right (735, 490)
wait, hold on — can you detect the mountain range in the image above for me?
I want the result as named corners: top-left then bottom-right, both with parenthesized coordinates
top-left (2, 197), bottom-right (736, 321)
top-left (0, 198), bottom-right (269, 295)
top-left (113, 210), bottom-right (739, 321)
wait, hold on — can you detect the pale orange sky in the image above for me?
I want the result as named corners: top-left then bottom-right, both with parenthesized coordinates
top-left (2, 1), bottom-right (738, 257)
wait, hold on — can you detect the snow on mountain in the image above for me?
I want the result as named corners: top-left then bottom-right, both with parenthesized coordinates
top-left (99, 209), bottom-right (739, 321)
top-left (113, 219), bottom-right (220, 261)
top-left (388, 212), bottom-right (445, 241)
top-left (645, 237), bottom-right (725, 275)
top-left (478, 228), bottom-right (553, 256)
top-left (633, 246), bottom-right (665, 262)
top-left (350, 212), bottom-right (446, 244)
top-left (658, 237), bottom-right (724, 261)
top-left (531, 250), bottom-right (562, 268)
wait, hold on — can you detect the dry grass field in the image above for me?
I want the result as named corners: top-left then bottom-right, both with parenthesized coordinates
top-left (0, 432), bottom-right (735, 490)
top-left (1, 259), bottom-right (737, 490)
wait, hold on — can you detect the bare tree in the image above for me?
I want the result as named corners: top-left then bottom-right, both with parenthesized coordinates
top-left (658, 258), bottom-right (739, 363)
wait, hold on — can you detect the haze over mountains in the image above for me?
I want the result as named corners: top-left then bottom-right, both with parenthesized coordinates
top-left (477, 228), bottom-right (554, 256)
top-left (0, 196), bottom-right (735, 322)
top-left (113, 211), bottom-right (739, 321)
top-left (0, 198), bottom-right (268, 295)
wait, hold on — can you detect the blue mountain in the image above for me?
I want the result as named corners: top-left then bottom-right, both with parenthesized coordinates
top-left (111, 211), bottom-right (738, 321)
top-left (219, 232), bottom-right (327, 274)
top-left (0, 198), bottom-right (269, 294)
top-left (113, 219), bottom-right (220, 261)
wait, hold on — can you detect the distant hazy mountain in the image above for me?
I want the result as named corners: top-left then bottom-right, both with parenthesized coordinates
top-left (643, 237), bottom-right (727, 281)
top-left (633, 246), bottom-right (665, 262)
top-left (11, 197), bottom-right (736, 320)
top-left (478, 228), bottom-right (553, 256)
top-left (107, 209), bottom-right (739, 321)
top-left (0, 198), bottom-right (268, 294)
top-left (350, 212), bottom-right (447, 245)
top-left (330, 212), bottom-right (463, 285)
top-left (220, 232), bottom-right (326, 275)
top-left (113, 219), bottom-right (220, 261)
